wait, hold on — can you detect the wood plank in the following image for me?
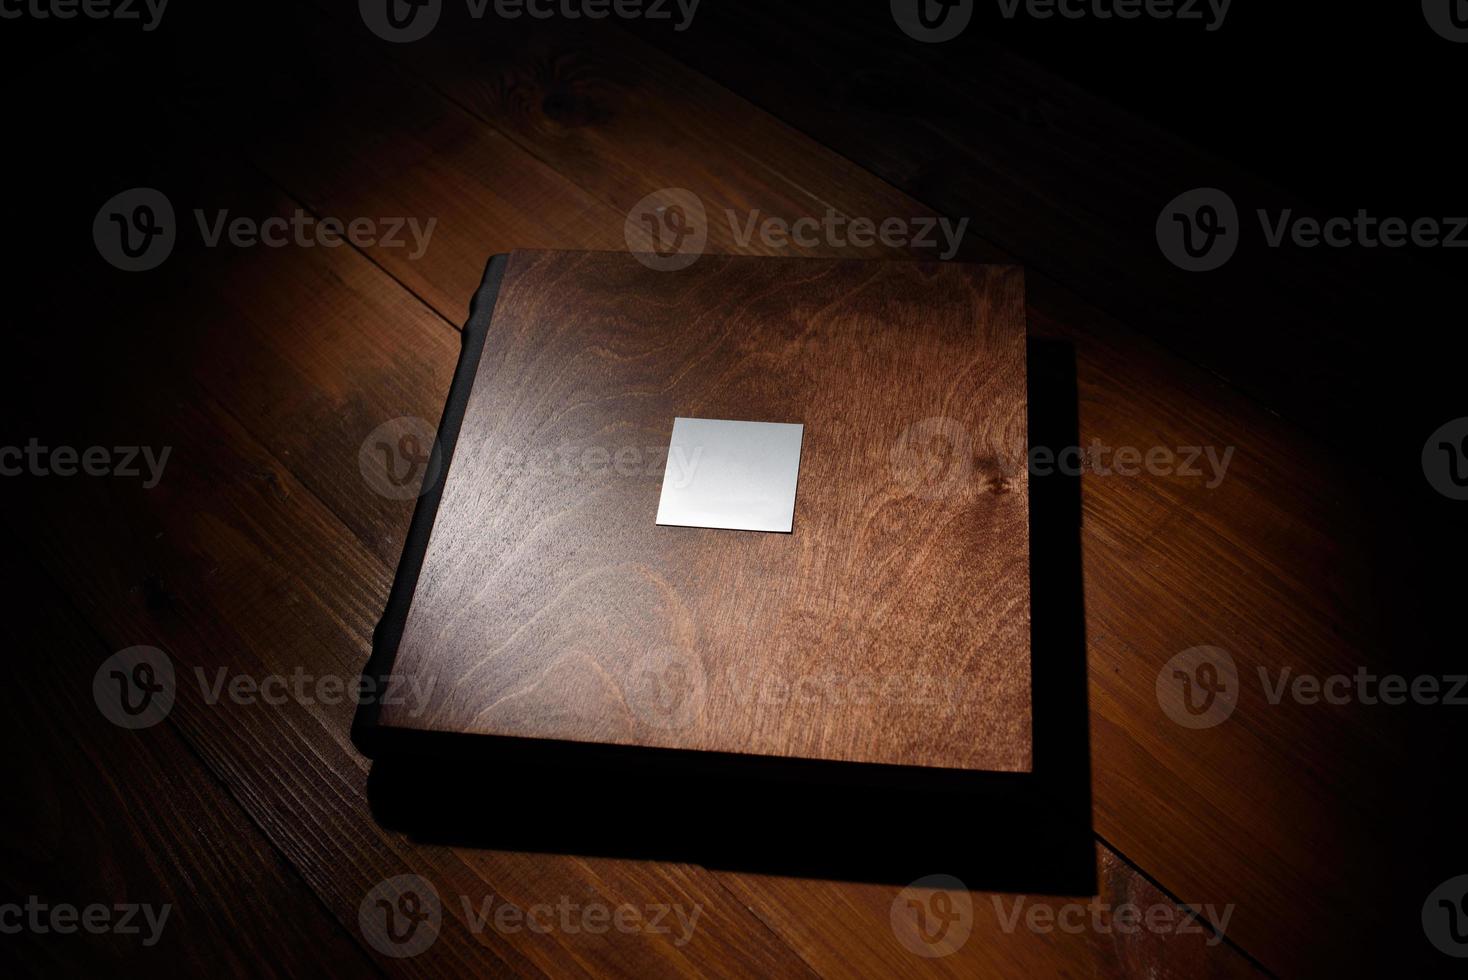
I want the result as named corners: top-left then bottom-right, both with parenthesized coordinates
top-left (39, 9), bottom-right (1442, 976)
top-left (4, 319), bottom-right (1240, 978)
top-left (629, 2), bottom-right (1405, 446)
top-left (247, 12), bottom-right (1439, 975)
top-left (0, 549), bottom-right (380, 979)
top-left (719, 847), bottom-right (1268, 980)
top-left (6, 112), bottom-right (821, 978)
top-left (4, 340), bottom-right (818, 979)
top-left (42, 41), bottom-right (1254, 980)
top-left (154, 34), bottom-right (1262, 974)
top-left (173, 17), bottom-right (625, 323)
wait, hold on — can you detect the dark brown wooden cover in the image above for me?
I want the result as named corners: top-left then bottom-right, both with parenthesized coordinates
top-left (378, 249), bottom-right (1031, 772)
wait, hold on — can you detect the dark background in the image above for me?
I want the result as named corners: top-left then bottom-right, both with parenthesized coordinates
top-left (8, 2), bottom-right (1461, 434)
top-left (1, 1), bottom-right (1463, 975)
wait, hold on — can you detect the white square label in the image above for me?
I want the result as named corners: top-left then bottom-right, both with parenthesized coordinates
top-left (655, 417), bottom-right (804, 533)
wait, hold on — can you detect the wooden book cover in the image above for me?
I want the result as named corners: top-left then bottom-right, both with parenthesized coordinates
top-left (355, 249), bottom-right (1031, 774)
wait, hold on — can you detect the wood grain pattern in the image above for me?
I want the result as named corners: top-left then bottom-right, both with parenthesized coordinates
top-left (5, 6), bottom-right (1424, 977)
top-left (631, 1), bottom-right (1390, 447)
top-left (5, 254), bottom-right (818, 980)
top-left (383, 252), bottom-right (1031, 772)
top-left (327, 21), bottom-right (1435, 974)
top-left (161, 14), bottom-right (1389, 970)
top-left (718, 847), bottom-right (1269, 980)
top-left (0, 550), bottom-right (379, 980)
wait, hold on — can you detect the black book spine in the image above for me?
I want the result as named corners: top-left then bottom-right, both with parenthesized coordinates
top-left (351, 253), bottom-right (509, 757)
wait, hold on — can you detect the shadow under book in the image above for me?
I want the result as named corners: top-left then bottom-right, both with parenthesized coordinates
top-left (354, 249), bottom-right (1092, 892)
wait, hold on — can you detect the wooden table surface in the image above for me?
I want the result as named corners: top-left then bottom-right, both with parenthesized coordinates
top-left (1, 5), bottom-right (1453, 977)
